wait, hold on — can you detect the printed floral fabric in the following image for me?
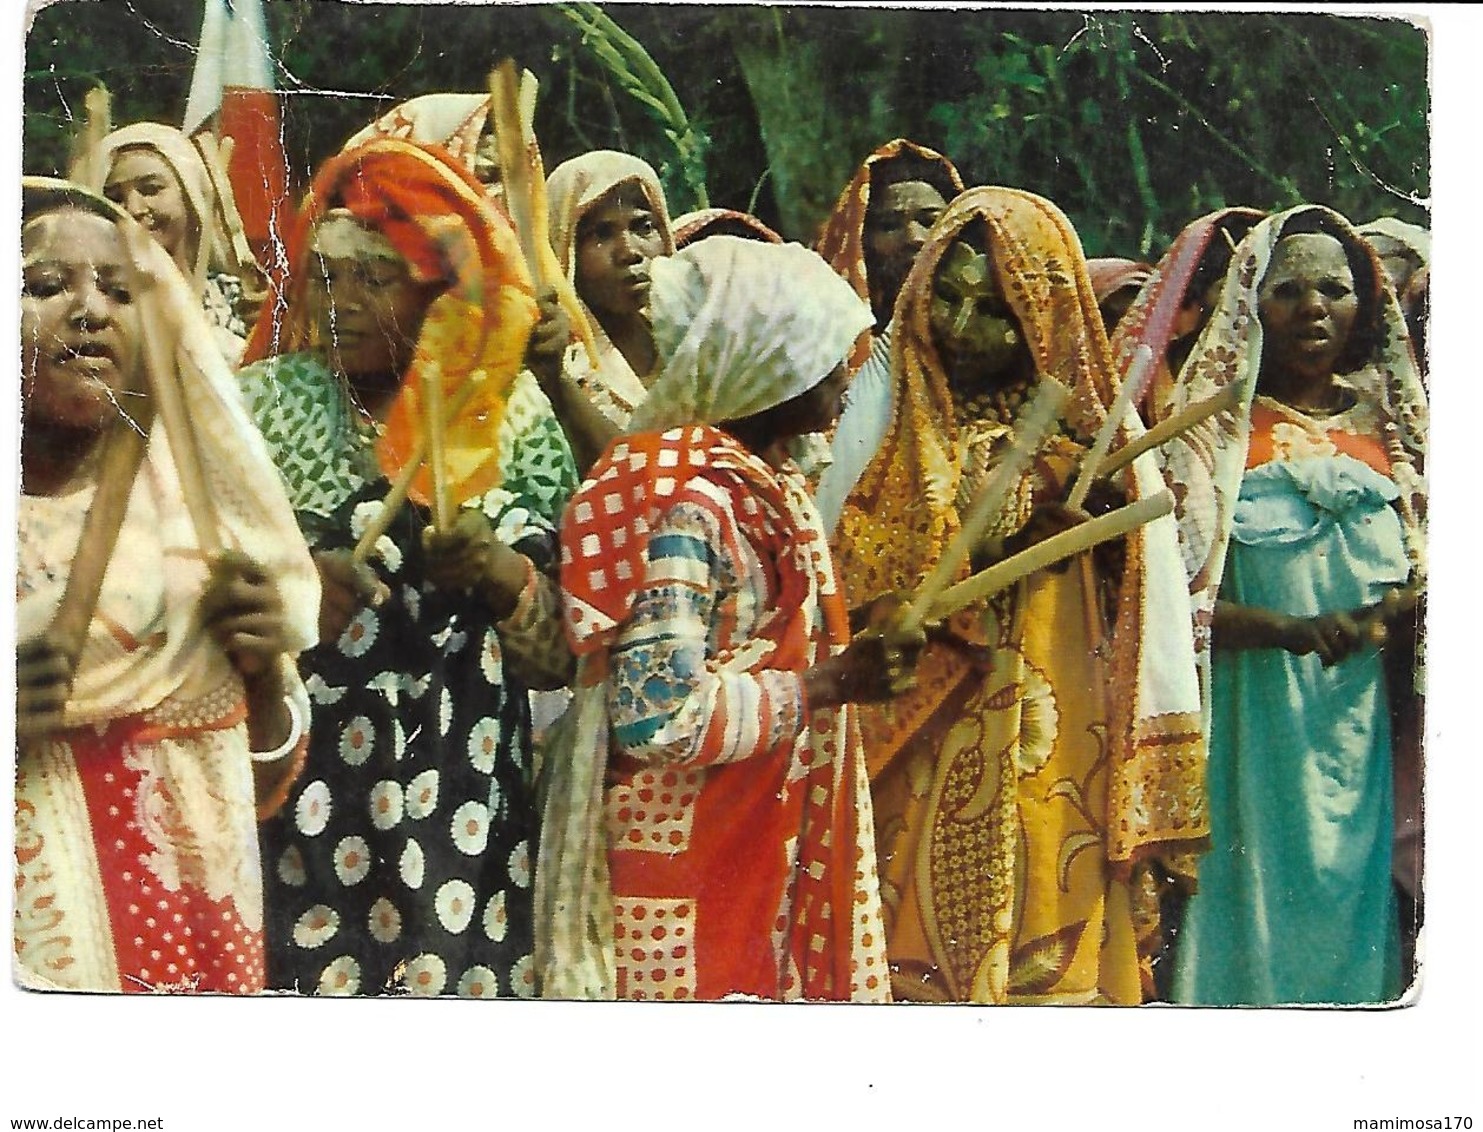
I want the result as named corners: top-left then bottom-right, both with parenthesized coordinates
top-left (17, 489), bottom-right (271, 995)
top-left (15, 688), bottom-right (267, 995)
top-left (553, 426), bottom-right (889, 1001)
top-left (242, 352), bottom-right (577, 997)
top-left (14, 186), bottom-right (316, 994)
top-left (203, 271), bottom-right (248, 336)
top-left (834, 187), bottom-right (1207, 1002)
top-left (1109, 207), bottom-right (1266, 426)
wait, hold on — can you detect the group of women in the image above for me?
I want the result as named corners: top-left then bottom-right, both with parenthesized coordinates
top-left (15, 100), bottom-right (1426, 1007)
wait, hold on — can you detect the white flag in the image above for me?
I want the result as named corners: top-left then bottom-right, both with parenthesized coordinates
top-left (182, 0), bottom-right (276, 136)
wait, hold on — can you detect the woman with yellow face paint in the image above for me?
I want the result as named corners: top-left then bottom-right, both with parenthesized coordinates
top-left (833, 187), bottom-right (1208, 1004)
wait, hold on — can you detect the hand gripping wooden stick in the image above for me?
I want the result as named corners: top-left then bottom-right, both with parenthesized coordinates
top-left (899, 377), bottom-right (1069, 633)
top-left (489, 61), bottom-right (602, 369)
top-left (47, 404), bottom-right (157, 663)
top-left (352, 381), bottom-right (481, 563)
top-left (928, 490), bottom-right (1175, 623)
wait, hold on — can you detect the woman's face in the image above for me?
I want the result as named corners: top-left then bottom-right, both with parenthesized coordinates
top-left (791, 361), bottom-right (852, 437)
top-left (864, 179), bottom-right (947, 320)
top-left (104, 148), bottom-right (196, 267)
top-left (21, 209), bottom-right (145, 433)
top-left (574, 182), bottom-right (666, 322)
top-left (929, 239), bottom-right (1026, 384)
top-left (1258, 232), bottom-right (1360, 381)
top-left (306, 224), bottom-right (436, 380)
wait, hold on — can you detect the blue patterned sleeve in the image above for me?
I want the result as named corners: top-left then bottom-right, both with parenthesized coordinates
top-left (607, 497), bottom-right (806, 768)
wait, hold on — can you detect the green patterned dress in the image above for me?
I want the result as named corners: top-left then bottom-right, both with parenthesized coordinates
top-left (240, 353), bottom-right (577, 997)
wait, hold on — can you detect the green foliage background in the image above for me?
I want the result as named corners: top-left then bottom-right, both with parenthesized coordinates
top-left (23, 1), bottom-right (1428, 255)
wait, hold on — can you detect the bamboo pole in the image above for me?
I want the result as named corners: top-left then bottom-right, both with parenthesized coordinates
top-left (928, 491), bottom-right (1174, 622)
top-left (137, 295), bottom-right (222, 555)
top-left (48, 404), bottom-right (156, 661)
top-left (488, 61), bottom-right (602, 369)
top-left (899, 378), bottom-right (1068, 632)
top-left (1098, 383), bottom-right (1243, 480)
top-left (352, 381), bottom-right (481, 563)
top-left (490, 62), bottom-right (541, 279)
top-left (1066, 343), bottom-right (1156, 510)
top-left (67, 87), bottom-right (112, 189)
top-left (422, 363), bottom-right (452, 533)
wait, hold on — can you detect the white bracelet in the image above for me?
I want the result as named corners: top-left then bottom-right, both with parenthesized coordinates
top-left (250, 692), bottom-right (306, 764)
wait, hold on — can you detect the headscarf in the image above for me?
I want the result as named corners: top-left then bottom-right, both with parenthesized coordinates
top-left (629, 236), bottom-right (873, 432)
top-left (1110, 207), bottom-right (1266, 423)
top-left (343, 92), bottom-right (494, 178)
top-left (97, 123), bottom-right (257, 293)
top-left (814, 138), bottom-right (964, 314)
top-left (242, 138), bottom-right (538, 510)
top-left (1087, 257), bottom-right (1153, 305)
top-left (1153, 204), bottom-right (1427, 691)
top-left (1357, 216), bottom-right (1432, 271)
top-left (545, 150), bottom-right (676, 280)
top-left (541, 238), bottom-right (878, 1000)
top-left (543, 150), bottom-right (678, 420)
top-left (18, 178), bottom-right (318, 725)
top-left (835, 186), bottom-right (1209, 872)
top-left (673, 207), bottom-right (783, 248)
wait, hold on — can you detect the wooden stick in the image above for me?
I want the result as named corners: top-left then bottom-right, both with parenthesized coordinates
top-left (488, 62), bottom-right (602, 370)
top-left (1067, 343), bottom-right (1157, 510)
top-left (352, 381), bottom-right (480, 563)
top-left (928, 491), bottom-right (1174, 622)
top-left (490, 62), bottom-right (541, 281)
top-left (422, 362), bottom-right (452, 533)
top-left (48, 404), bottom-right (156, 660)
top-left (137, 298), bottom-right (222, 555)
top-left (900, 377), bottom-right (1069, 632)
top-left (67, 86), bottom-right (112, 189)
top-left (1098, 383), bottom-right (1243, 480)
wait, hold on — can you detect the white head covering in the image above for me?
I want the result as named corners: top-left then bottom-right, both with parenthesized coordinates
top-left (1357, 216), bottom-right (1431, 266)
top-left (344, 93), bottom-right (494, 178)
top-left (630, 236), bottom-right (874, 432)
top-left (97, 123), bottom-right (255, 291)
top-left (545, 150), bottom-right (676, 277)
top-left (18, 179), bottom-right (318, 726)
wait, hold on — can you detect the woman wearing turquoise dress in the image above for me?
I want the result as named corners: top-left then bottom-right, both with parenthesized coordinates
top-left (1159, 206), bottom-right (1426, 1005)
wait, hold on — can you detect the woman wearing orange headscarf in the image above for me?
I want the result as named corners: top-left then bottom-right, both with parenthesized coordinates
top-left (834, 188), bottom-right (1208, 1004)
top-left (812, 139), bottom-right (964, 532)
top-left (238, 139), bottom-right (577, 997)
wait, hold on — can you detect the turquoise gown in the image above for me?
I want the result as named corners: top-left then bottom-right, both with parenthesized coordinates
top-left (1173, 452), bottom-right (1410, 1005)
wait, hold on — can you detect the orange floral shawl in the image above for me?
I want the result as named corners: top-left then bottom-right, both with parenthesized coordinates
top-left (835, 186), bottom-right (1209, 873)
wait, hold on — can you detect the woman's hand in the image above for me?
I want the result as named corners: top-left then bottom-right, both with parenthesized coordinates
top-left (312, 548), bottom-right (389, 646)
top-left (199, 550), bottom-right (295, 677)
top-left (524, 287), bottom-right (570, 393)
top-left (990, 502), bottom-right (1091, 573)
top-left (804, 616), bottom-right (927, 709)
top-left (422, 510), bottom-right (529, 620)
top-left (16, 633), bottom-right (78, 739)
top-left (1279, 610), bottom-right (1372, 667)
